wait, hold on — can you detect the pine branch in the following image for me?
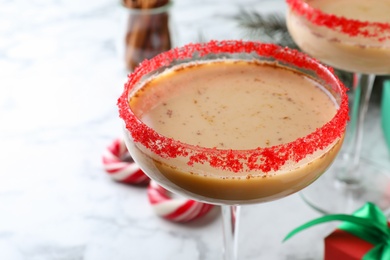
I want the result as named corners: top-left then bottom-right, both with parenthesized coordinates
top-left (231, 9), bottom-right (298, 49)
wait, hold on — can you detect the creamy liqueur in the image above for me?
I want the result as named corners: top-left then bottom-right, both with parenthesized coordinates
top-left (125, 60), bottom-right (343, 203)
top-left (132, 61), bottom-right (336, 149)
top-left (287, 0), bottom-right (390, 74)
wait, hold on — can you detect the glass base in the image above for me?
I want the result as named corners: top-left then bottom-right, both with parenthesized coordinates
top-left (300, 160), bottom-right (390, 215)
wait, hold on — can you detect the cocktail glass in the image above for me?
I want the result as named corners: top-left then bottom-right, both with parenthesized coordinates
top-left (117, 40), bottom-right (348, 259)
top-left (286, 0), bottom-right (390, 214)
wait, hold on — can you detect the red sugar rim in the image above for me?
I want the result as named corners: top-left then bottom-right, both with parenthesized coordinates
top-left (286, 0), bottom-right (390, 40)
top-left (117, 40), bottom-right (349, 173)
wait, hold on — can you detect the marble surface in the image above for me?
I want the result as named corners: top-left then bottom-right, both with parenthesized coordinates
top-left (1, 0), bottom-right (389, 259)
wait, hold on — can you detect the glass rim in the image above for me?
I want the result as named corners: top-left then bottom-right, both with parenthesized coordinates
top-left (286, 0), bottom-right (390, 40)
top-left (117, 40), bottom-right (349, 173)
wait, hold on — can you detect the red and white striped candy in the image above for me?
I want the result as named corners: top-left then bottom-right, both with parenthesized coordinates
top-left (147, 180), bottom-right (214, 222)
top-left (102, 138), bottom-right (150, 185)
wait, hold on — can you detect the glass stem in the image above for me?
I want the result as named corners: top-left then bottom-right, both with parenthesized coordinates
top-left (221, 205), bottom-right (240, 260)
top-left (337, 74), bottom-right (375, 182)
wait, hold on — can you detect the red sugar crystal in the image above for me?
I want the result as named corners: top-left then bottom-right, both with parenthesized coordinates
top-left (117, 40), bottom-right (349, 173)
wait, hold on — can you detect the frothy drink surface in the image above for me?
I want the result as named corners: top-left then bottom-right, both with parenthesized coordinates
top-left (131, 61), bottom-right (337, 150)
top-left (309, 0), bottom-right (390, 23)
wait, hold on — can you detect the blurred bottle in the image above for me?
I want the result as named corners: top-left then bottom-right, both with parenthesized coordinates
top-left (122, 0), bottom-right (172, 71)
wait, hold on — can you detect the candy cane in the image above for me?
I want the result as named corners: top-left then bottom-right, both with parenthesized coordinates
top-left (102, 138), bottom-right (149, 185)
top-left (147, 180), bottom-right (214, 222)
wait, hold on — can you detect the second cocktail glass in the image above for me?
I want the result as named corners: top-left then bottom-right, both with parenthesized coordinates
top-left (117, 40), bottom-right (348, 259)
top-left (286, 0), bottom-right (390, 214)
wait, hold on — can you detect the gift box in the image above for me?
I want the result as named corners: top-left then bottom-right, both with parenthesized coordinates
top-left (382, 80), bottom-right (390, 152)
top-left (284, 203), bottom-right (390, 260)
top-left (324, 227), bottom-right (383, 260)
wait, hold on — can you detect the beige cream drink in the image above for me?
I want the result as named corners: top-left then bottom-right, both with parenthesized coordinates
top-left (287, 0), bottom-right (390, 74)
top-left (126, 60), bottom-right (343, 204)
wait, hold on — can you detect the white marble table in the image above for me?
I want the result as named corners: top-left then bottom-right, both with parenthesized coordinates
top-left (1, 0), bottom-right (389, 259)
